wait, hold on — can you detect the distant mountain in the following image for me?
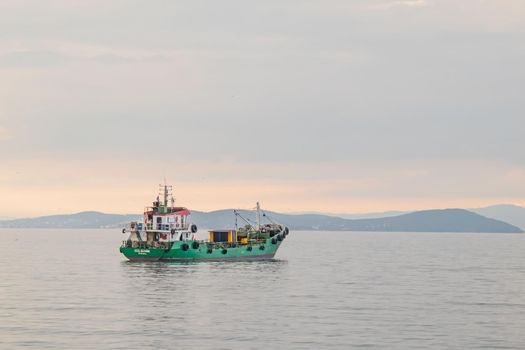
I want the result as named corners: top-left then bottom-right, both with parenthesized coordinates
top-left (323, 204), bottom-right (525, 229)
top-left (288, 210), bottom-right (407, 219)
top-left (203, 208), bottom-right (520, 233)
top-left (0, 208), bottom-right (521, 233)
top-left (0, 211), bottom-right (141, 229)
top-left (327, 210), bottom-right (408, 220)
top-left (471, 204), bottom-right (525, 230)
top-left (341, 209), bottom-right (523, 233)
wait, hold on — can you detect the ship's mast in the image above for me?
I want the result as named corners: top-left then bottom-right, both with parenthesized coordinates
top-left (158, 182), bottom-right (172, 213)
top-left (256, 202), bottom-right (261, 231)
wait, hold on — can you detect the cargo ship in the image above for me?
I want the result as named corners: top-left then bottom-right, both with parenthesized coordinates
top-left (119, 185), bottom-right (289, 261)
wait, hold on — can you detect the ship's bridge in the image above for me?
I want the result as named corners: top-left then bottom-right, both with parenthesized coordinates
top-left (144, 206), bottom-right (191, 231)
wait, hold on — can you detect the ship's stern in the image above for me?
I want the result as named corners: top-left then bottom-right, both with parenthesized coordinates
top-left (120, 244), bottom-right (166, 261)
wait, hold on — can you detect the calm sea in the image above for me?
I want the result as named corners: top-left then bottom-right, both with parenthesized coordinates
top-left (1, 229), bottom-right (524, 349)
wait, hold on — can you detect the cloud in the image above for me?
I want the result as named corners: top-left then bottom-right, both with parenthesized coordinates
top-left (0, 48), bottom-right (172, 68)
top-left (0, 127), bottom-right (13, 141)
top-left (1, 157), bottom-right (524, 215)
top-left (0, 50), bottom-right (67, 68)
top-left (0, 0), bottom-right (523, 215)
top-left (370, 0), bottom-right (428, 10)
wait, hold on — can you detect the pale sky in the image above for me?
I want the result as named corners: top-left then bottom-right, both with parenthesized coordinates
top-left (1, 0), bottom-right (524, 217)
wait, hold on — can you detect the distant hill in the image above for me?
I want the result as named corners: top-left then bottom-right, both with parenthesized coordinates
top-left (290, 210), bottom-right (407, 220)
top-left (340, 211), bottom-right (407, 219)
top-left (0, 211), bottom-right (141, 229)
top-left (471, 204), bottom-right (525, 231)
top-left (0, 208), bottom-right (521, 233)
top-left (341, 209), bottom-right (523, 233)
top-left (201, 208), bottom-right (521, 233)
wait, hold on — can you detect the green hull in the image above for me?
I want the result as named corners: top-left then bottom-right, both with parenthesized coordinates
top-left (120, 238), bottom-right (283, 261)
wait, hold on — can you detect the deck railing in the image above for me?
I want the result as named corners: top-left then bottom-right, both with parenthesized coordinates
top-left (121, 241), bottom-right (172, 250)
top-left (121, 239), bottom-right (267, 250)
top-left (142, 223), bottom-right (189, 231)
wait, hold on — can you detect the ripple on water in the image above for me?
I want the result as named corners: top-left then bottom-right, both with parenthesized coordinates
top-left (0, 229), bottom-right (524, 350)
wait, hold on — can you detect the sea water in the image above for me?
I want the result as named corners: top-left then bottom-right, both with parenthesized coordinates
top-left (1, 229), bottom-right (524, 349)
